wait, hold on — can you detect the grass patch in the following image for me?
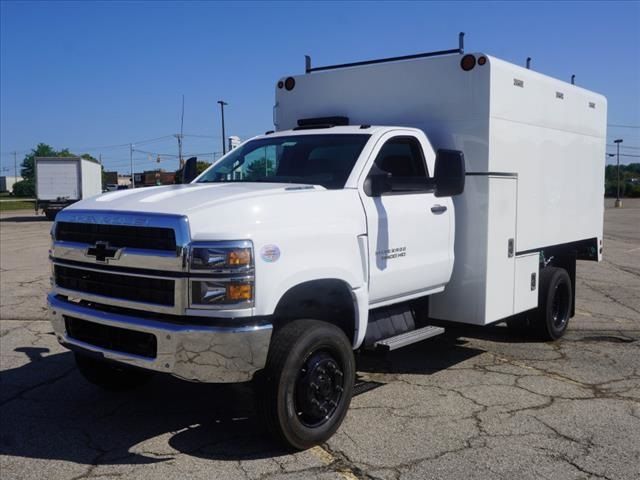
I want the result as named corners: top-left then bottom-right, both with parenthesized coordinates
top-left (0, 200), bottom-right (35, 211)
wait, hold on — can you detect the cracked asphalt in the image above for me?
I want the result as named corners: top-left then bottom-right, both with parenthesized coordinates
top-left (1, 200), bottom-right (639, 480)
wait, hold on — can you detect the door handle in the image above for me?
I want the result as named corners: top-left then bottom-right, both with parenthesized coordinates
top-left (431, 205), bottom-right (447, 214)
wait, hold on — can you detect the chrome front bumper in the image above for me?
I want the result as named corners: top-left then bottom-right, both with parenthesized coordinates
top-left (48, 294), bottom-right (272, 383)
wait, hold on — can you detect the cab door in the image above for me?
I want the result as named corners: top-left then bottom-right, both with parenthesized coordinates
top-left (359, 133), bottom-right (452, 306)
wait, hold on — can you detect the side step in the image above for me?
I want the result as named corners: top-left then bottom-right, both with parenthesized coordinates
top-left (374, 325), bottom-right (445, 351)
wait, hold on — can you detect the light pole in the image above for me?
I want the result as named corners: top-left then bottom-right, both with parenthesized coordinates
top-left (614, 139), bottom-right (623, 208)
top-left (218, 100), bottom-right (228, 155)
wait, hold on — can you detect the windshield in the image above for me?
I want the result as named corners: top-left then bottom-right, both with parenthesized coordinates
top-left (196, 134), bottom-right (370, 189)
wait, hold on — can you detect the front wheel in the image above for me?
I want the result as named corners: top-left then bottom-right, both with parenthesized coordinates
top-left (257, 319), bottom-right (355, 450)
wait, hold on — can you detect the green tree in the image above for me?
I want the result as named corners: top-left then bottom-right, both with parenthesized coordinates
top-left (244, 157), bottom-right (274, 181)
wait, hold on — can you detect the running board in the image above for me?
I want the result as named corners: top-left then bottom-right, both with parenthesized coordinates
top-left (374, 325), bottom-right (445, 351)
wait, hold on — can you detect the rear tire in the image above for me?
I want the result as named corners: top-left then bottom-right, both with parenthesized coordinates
top-left (44, 209), bottom-right (57, 221)
top-left (257, 319), bottom-right (355, 450)
top-left (534, 267), bottom-right (572, 340)
top-left (74, 353), bottom-right (153, 391)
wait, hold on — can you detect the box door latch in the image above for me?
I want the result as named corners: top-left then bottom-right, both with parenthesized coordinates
top-left (508, 238), bottom-right (514, 258)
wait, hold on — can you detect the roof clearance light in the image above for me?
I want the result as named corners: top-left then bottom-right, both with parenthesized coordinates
top-left (277, 80), bottom-right (284, 89)
top-left (461, 54), bottom-right (476, 71)
top-left (284, 77), bottom-right (296, 91)
top-left (478, 56), bottom-right (487, 66)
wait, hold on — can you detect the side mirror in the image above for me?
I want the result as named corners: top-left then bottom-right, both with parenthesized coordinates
top-left (434, 149), bottom-right (465, 197)
top-left (364, 170), bottom-right (392, 197)
top-left (183, 157), bottom-right (198, 184)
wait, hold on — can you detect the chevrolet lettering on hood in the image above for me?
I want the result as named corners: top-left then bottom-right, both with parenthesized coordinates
top-left (65, 214), bottom-right (150, 226)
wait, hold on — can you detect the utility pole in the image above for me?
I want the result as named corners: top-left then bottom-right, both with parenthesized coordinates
top-left (175, 133), bottom-right (183, 168)
top-left (130, 143), bottom-right (135, 189)
top-left (614, 139), bottom-right (623, 208)
top-left (218, 100), bottom-right (228, 155)
top-left (13, 151), bottom-right (18, 179)
top-left (176, 95), bottom-right (185, 168)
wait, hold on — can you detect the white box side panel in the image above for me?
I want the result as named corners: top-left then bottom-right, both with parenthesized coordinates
top-left (514, 253), bottom-right (539, 313)
top-left (36, 159), bottom-right (80, 201)
top-left (80, 159), bottom-right (103, 199)
top-left (488, 57), bottom-right (606, 252)
top-left (484, 176), bottom-right (517, 322)
top-left (429, 175), bottom-right (489, 325)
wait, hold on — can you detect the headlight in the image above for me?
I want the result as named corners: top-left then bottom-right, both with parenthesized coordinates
top-left (191, 280), bottom-right (254, 307)
top-left (190, 241), bottom-right (253, 271)
top-left (189, 241), bottom-right (254, 309)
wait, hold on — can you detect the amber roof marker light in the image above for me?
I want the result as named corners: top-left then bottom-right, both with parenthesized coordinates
top-left (461, 54), bottom-right (476, 71)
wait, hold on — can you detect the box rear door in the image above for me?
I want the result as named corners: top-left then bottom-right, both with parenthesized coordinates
top-left (37, 159), bottom-right (80, 201)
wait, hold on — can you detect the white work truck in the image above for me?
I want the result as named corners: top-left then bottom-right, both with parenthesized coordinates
top-left (48, 38), bottom-right (606, 449)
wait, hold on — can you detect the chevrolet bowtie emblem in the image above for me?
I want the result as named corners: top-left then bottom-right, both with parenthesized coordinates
top-left (85, 241), bottom-right (121, 263)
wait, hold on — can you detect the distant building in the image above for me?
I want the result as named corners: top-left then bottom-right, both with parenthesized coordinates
top-left (104, 171), bottom-right (118, 185)
top-left (0, 176), bottom-right (23, 194)
top-left (133, 170), bottom-right (176, 187)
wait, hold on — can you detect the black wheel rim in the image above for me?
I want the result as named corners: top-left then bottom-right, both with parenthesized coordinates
top-left (551, 282), bottom-right (570, 330)
top-left (294, 348), bottom-right (345, 428)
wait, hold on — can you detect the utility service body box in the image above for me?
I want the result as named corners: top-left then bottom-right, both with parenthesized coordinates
top-left (275, 53), bottom-right (606, 325)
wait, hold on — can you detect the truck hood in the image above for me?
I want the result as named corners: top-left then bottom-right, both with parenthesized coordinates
top-left (67, 182), bottom-right (321, 216)
top-left (64, 182), bottom-right (365, 242)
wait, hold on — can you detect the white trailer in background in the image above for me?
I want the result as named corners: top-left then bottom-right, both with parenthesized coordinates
top-left (35, 157), bottom-right (102, 220)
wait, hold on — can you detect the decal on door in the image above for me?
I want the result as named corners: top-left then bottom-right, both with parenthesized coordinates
top-left (376, 246), bottom-right (407, 261)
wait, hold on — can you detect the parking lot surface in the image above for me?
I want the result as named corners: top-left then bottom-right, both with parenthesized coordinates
top-left (1, 200), bottom-right (639, 480)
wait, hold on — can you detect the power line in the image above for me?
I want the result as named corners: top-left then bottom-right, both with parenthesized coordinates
top-left (606, 152), bottom-right (640, 158)
top-left (607, 143), bottom-right (640, 150)
top-left (608, 124), bottom-right (640, 129)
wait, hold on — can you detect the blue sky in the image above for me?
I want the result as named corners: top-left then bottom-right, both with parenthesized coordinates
top-left (1, 0), bottom-right (639, 174)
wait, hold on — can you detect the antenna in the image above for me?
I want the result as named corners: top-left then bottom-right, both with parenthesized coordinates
top-left (526, 57), bottom-right (531, 69)
top-left (571, 74), bottom-right (576, 85)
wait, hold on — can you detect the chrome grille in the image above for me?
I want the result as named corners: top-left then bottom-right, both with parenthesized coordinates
top-left (56, 222), bottom-right (176, 251)
top-left (55, 265), bottom-right (175, 306)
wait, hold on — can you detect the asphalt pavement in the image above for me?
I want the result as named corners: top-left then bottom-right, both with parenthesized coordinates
top-left (1, 200), bottom-right (638, 480)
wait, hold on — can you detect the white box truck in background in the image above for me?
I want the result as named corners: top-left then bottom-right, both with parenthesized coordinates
top-left (35, 157), bottom-right (102, 220)
top-left (47, 34), bottom-right (606, 449)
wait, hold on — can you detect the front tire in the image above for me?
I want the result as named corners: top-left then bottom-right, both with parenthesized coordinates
top-left (535, 267), bottom-right (573, 340)
top-left (74, 353), bottom-right (153, 391)
top-left (257, 319), bottom-right (355, 450)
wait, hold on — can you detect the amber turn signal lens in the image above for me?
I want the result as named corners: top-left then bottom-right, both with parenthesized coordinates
top-left (228, 248), bottom-right (252, 266)
top-left (227, 284), bottom-right (252, 301)
top-left (461, 54), bottom-right (476, 71)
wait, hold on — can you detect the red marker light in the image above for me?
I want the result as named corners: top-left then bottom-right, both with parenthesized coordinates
top-left (461, 54), bottom-right (476, 71)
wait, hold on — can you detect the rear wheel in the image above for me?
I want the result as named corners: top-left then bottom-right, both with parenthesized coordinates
top-left (74, 353), bottom-right (153, 391)
top-left (257, 319), bottom-right (355, 450)
top-left (534, 267), bottom-right (572, 340)
top-left (44, 209), bottom-right (57, 221)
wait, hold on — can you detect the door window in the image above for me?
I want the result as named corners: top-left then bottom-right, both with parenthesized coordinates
top-left (369, 136), bottom-right (432, 194)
